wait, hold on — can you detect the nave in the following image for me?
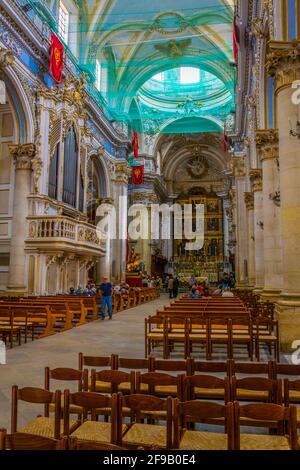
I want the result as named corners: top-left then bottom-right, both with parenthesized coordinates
top-left (1, 294), bottom-right (300, 451)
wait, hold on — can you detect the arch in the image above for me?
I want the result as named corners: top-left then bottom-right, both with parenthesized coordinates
top-left (2, 67), bottom-right (35, 143)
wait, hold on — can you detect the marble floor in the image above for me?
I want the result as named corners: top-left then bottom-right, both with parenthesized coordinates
top-left (0, 294), bottom-right (291, 432)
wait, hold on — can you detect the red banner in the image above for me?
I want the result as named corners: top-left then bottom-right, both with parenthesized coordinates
top-left (222, 130), bottom-right (228, 154)
top-left (233, 16), bottom-right (239, 62)
top-left (132, 165), bottom-right (144, 185)
top-left (132, 130), bottom-right (139, 158)
top-left (50, 31), bottom-right (64, 83)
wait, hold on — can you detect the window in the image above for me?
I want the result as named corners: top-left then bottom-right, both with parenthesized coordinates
top-left (96, 60), bottom-right (101, 91)
top-left (180, 67), bottom-right (200, 84)
top-left (153, 72), bottom-right (164, 81)
top-left (58, 1), bottom-right (69, 44)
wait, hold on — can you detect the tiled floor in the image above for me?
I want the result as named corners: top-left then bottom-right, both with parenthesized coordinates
top-left (0, 294), bottom-right (292, 431)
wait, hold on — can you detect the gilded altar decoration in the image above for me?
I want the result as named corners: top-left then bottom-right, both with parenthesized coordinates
top-left (127, 247), bottom-right (143, 273)
top-left (186, 156), bottom-right (209, 179)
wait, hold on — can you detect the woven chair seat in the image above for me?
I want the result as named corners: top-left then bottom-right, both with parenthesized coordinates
top-left (122, 423), bottom-right (167, 448)
top-left (19, 417), bottom-right (77, 438)
top-left (88, 379), bottom-right (112, 393)
top-left (239, 434), bottom-right (291, 450)
top-left (71, 421), bottom-right (127, 443)
top-left (178, 430), bottom-right (228, 450)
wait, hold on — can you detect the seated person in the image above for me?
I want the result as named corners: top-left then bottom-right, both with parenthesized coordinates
top-left (222, 287), bottom-right (234, 298)
top-left (212, 286), bottom-right (223, 297)
top-left (75, 285), bottom-right (84, 295)
top-left (69, 286), bottom-right (75, 295)
top-left (187, 287), bottom-right (200, 299)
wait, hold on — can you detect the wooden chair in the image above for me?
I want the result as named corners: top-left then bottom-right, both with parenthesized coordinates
top-left (207, 317), bottom-right (231, 360)
top-left (165, 316), bottom-right (188, 359)
top-left (44, 367), bottom-right (88, 416)
top-left (65, 391), bottom-right (121, 445)
top-left (186, 317), bottom-right (209, 360)
top-left (0, 310), bottom-right (21, 348)
top-left (230, 317), bottom-right (253, 361)
top-left (234, 402), bottom-right (298, 450)
top-left (145, 315), bottom-right (167, 358)
top-left (90, 369), bottom-right (135, 395)
top-left (113, 355), bottom-right (153, 373)
top-left (183, 374), bottom-right (230, 402)
top-left (284, 379), bottom-right (300, 429)
top-left (255, 317), bottom-right (280, 362)
top-left (78, 353), bottom-right (114, 392)
top-left (11, 386), bottom-right (63, 440)
top-left (173, 400), bottom-right (234, 450)
top-left (231, 376), bottom-right (282, 404)
top-left (0, 428), bottom-right (68, 450)
top-left (136, 371), bottom-right (183, 399)
top-left (119, 394), bottom-right (173, 449)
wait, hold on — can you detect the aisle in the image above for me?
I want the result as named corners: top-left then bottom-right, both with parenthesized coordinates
top-left (0, 294), bottom-right (169, 431)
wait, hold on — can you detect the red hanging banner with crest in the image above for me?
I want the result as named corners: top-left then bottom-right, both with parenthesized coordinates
top-left (50, 31), bottom-right (64, 83)
top-left (132, 165), bottom-right (144, 185)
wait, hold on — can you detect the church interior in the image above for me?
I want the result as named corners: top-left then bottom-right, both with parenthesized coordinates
top-left (1, 0), bottom-right (300, 454)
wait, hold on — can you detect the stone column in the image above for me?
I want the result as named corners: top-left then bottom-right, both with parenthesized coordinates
top-left (7, 143), bottom-right (35, 294)
top-left (96, 197), bottom-right (113, 282)
top-left (256, 129), bottom-right (282, 300)
top-left (250, 169), bottom-right (264, 292)
top-left (232, 154), bottom-right (248, 287)
top-left (111, 163), bottom-right (129, 283)
top-left (244, 192), bottom-right (255, 288)
top-left (266, 44), bottom-right (300, 349)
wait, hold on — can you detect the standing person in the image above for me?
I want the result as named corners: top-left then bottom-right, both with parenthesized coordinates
top-left (168, 276), bottom-right (174, 299)
top-left (173, 276), bottom-right (180, 299)
top-left (99, 276), bottom-right (113, 320)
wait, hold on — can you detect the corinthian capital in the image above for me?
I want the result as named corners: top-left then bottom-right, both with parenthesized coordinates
top-left (9, 143), bottom-right (36, 170)
top-left (256, 129), bottom-right (279, 160)
top-left (266, 41), bottom-right (300, 88)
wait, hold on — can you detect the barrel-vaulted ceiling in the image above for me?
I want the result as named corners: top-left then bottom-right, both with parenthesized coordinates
top-left (78, 0), bottom-right (236, 134)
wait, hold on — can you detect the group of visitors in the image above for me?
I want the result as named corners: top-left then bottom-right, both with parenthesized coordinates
top-left (142, 275), bottom-right (162, 288)
top-left (69, 281), bottom-right (97, 297)
top-left (167, 275), bottom-right (180, 299)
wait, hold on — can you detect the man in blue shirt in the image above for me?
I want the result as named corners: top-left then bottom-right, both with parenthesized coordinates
top-left (99, 276), bottom-right (113, 320)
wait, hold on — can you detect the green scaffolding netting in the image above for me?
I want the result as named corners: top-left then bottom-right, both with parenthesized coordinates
top-left (16, 0), bottom-right (236, 134)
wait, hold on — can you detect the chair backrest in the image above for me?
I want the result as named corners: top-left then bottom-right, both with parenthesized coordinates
top-left (228, 360), bottom-right (274, 379)
top-left (183, 375), bottom-right (230, 402)
top-left (78, 353), bottom-right (114, 370)
top-left (273, 363), bottom-right (300, 380)
top-left (114, 355), bottom-right (153, 372)
top-left (136, 372), bottom-right (183, 397)
top-left (120, 394), bottom-right (172, 448)
top-left (45, 367), bottom-right (88, 393)
top-left (153, 358), bottom-right (192, 375)
top-left (231, 376), bottom-right (282, 403)
top-left (173, 400), bottom-right (234, 450)
top-left (63, 391), bottom-right (118, 443)
top-left (11, 386), bottom-right (61, 439)
top-left (90, 369), bottom-right (135, 394)
top-left (284, 379), bottom-right (300, 405)
top-left (0, 429), bottom-right (67, 450)
top-left (234, 402), bottom-right (298, 450)
top-left (192, 360), bottom-right (228, 375)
